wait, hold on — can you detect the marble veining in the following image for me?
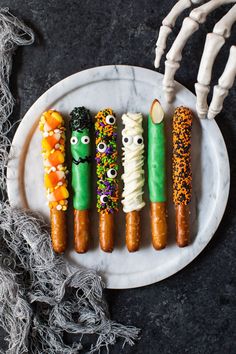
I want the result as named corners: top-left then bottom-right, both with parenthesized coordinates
top-left (6, 65), bottom-right (230, 289)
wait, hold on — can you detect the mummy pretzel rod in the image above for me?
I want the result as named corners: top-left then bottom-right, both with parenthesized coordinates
top-left (70, 107), bottom-right (92, 253)
top-left (122, 113), bottom-right (145, 252)
top-left (172, 107), bottom-right (193, 247)
top-left (40, 110), bottom-right (69, 253)
top-left (95, 109), bottom-right (118, 252)
top-left (155, 0), bottom-right (236, 119)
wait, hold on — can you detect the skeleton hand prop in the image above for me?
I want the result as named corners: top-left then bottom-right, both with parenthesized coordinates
top-left (155, 0), bottom-right (236, 119)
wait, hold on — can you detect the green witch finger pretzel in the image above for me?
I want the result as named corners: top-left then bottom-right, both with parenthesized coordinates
top-left (70, 106), bottom-right (92, 253)
top-left (148, 99), bottom-right (167, 250)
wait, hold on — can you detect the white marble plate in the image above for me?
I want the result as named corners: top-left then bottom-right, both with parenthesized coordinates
top-left (7, 65), bottom-right (230, 289)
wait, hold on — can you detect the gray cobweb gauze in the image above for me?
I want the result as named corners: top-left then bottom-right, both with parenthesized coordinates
top-left (0, 8), bottom-right (140, 354)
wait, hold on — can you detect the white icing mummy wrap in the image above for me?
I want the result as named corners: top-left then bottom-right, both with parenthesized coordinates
top-left (121, 113), bottom-right (145, 213)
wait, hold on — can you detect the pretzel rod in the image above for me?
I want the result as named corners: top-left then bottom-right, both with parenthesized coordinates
top-left (148, 99), bottom-right (167, 250)
top-left (70, 107), bottom-right (92, 253)
top-left (95, 108), bottom-right (118, 252)
top-left (172, 106), bottom-right (193, 247)
top-left (125, 210), bottom-right (140, 252)
top-left (121, 113), bottom-right (145, 252)
top-left (99, 213), bottom-right (114, 252)
top-left (39, 110), bottom-right (69, 253)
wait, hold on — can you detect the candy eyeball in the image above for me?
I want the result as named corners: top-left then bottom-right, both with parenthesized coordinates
top-left (134, 135), bottom-right (143, 146)
top-left (100, 194), bottom-right (109, 204)
top-left (107, 168), bottom-right (117, 178)
top-left (97, 142), bottom-right (107, 153)
top-left (70, 136), bottom-right (78, 145)
top-left (122, 136), bottom-right (133, 146)
top-left (81, 136), bottom-right (90, 144)
top-left (106, 115), bottom-right (116, 125)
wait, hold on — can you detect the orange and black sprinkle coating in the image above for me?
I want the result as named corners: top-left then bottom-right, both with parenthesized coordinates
top-left (172, 106), bottom-right (193, 205)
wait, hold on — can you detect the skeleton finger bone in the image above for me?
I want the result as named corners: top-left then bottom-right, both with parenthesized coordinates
top-left (195, 4), bottom-right (236, 118)
top-left (164, 17), bottom-right (199, 103)
top-left (195, 33), bottom-right (225, 118)
top-left (155, 0), bottom-right (192, 69)
top-left (154, 0), bottom-right (206, 69)
top-left (190, 0), bottom-right (235, 23)
top-left (208, 45), bottom-right (236, 119)
top-left (214, 3), bottom-right (236, 37)
top-left (163, 0), bottom-right (236, 103)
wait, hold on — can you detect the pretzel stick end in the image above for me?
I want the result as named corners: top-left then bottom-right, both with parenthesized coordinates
top-left (126, 211), bottom-right (140, 252)
top-left (99, 213), bottom-right (114, 253)
top-left (74, 209), bottom-right (89, 253)
top-left (50, 208), bottom-right (67, 253)
top-left (175, 204), bottom-right (190, 247)
top-left (151, 202), bottom-right (167, 250)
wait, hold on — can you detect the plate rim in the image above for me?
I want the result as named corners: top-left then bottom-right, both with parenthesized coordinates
top-left (7, 65), bottom-right (230, 289)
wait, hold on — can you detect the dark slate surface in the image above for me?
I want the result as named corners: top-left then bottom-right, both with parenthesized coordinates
top-left (1, 0), bottom-right (236, 353)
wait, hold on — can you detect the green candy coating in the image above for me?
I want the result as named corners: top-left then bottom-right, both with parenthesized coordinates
top-left (70, 107), bottom-right (92, 210)
top-left (148, 114), bottom-right (166, 202)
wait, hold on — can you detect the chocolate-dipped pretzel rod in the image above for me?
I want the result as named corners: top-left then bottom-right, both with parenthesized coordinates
top-left (70, 107), bottom-right (92, 253)
top-left (39, 110), bottom-right (69, 253)
top-left (95, 108), bottom-right (118, 252)
top-left (172, 106), bottom-right (193, 247)
top-left (122, 113), bottom-right (145, 252)
top-left (148, 99), bottom-right (167, 250)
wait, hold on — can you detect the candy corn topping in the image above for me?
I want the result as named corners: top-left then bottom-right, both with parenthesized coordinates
top-left (40, 110), bottom-right (69, 210)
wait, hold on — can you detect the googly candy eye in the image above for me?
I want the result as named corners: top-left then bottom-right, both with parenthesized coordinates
top-left (134, 135), bottom-right (143, 145)
top-left (107, 168), bottom-right (117, 178)
top-left (81, 136), bottom-right (90, 144)
top-left (97, 142), bottom-right (107, 153)
top-left (106, 115), bottom-right (116, 125)
top-left (100, 194), bottom-right (109, 204)
top-left (122, 136), bottom-right (133, 146)
top-left (70, 136), bottom-right (78, 145)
